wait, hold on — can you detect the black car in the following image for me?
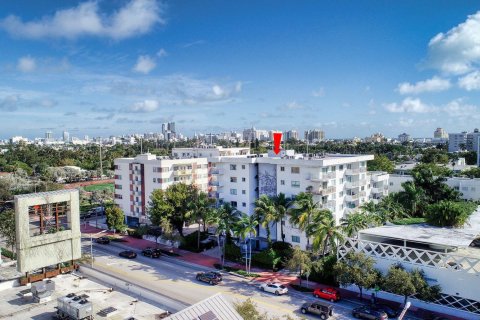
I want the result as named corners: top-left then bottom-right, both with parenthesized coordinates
top-left (300, 301), bottom-right (334, 319)
top-left (96, 236), bottom-right (110, 244)
top-left (470, 238), bottom-right (480, 247)
top-left (142, 248), bottom-right (161, 258)
top-left (119, 250), bottom-right (137, 259)
top-left (371, 304), bottom-right (398, 318)
top-left (352, 305), bottom-right (388, 320)
top-left (196, 272), bottom-right (221, 285)
top-left (206, 271), bottom-right (222, 281)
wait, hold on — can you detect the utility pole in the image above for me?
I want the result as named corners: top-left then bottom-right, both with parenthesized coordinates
top-left (99, 143), bottom-right (103, 179)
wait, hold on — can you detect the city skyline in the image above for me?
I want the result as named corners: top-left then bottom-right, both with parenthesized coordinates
top-left (1, 1), bottom-right (480, 138)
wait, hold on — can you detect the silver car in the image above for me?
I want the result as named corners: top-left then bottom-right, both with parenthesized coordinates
top-left (259, 282), bottom-right (288, 295)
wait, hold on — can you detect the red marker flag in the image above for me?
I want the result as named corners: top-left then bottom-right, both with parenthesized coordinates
top-left (273, 132), bottom-right (282, 155)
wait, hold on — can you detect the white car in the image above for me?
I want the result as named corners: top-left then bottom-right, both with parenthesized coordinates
top-left (259, 282), bottom-right (288, 295)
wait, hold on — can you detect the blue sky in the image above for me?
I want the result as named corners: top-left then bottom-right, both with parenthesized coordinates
top-left (1, 1), bottom-right (480, 139)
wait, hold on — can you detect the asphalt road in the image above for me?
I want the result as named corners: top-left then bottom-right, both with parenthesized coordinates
top-left (82, 239), bottom-right (363, 319)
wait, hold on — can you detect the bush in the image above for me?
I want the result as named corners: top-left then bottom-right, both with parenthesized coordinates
top-left (127, 226), bottom-right (148, 239)
top-left (425, 200), bottom-right (477, 227)
top-left (179, 231), bottom-right (210, 253)
top-left (212, 263), bottom-right (260, 277)
top-left (1, 248), bottom-right (16, 260)
top-left (252, 248), bottom-right (281, 271)
top-left (302, 255), bottom-right (338, 287)
top-left (393, 217), bottom-right (427, 225)
top-left (271, 241), bottom-right (292, 251)
top-left (225, 243), bottom-right (242, 261)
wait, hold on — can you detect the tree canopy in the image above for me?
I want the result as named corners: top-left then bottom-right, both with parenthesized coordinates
top-left (367, 154), bottom-right (394, 173)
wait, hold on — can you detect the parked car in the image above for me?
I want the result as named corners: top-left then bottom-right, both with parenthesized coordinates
top-left (205, 271), bottom-right (222, 282)
top-left (313, 287), bottom-right (340, 302)
top-left (300, 301), bottom-right (334, 319)
top-left (119, 251), bottom-right (137, 259)
top-left (88, 206), bottom-right (105, 216)
top-left (370, 304), bottom-right (398, 318)
top-left (196, 272), bottom-right (221, 285)
top-left (142, 248), bottom-right (161, 258)
top-left (352, 305), bottom-right (388, 319)
top-left (259, 282), bottom-right (288, 295)
top-left (470, 238), bottom-right (480, 247)
top-left (96, 236), bottom-right (110, 244)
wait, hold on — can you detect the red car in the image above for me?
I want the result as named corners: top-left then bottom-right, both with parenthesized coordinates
top-left (313, 287), bottom-right (340, 302)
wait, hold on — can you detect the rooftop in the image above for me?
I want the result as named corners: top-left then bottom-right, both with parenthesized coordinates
top-left (166, 293), bottom-right (242, 320)
top-left (359, 207), bottom-right (480, 248)
top-left (0, 273), bottom-right (168, 320)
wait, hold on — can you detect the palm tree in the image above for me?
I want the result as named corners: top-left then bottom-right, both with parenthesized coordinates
top-left (289, 192), bottom-right (322, 249)
top-left (398, 181), bottom-right (426, 216)
top-left (234, 213), bottom-right (259, 274)
top-left (188, 191), bottom-right (215, 250)
top-left (254, 195), bottom-right (276, 246)
top-left (272, 193), bottom-right (294, 243)
top-left (217, 203), bottom-right (241, 244)
top-left (340, 212), bottom-right (371, 238)
top-left (308, 211), bottom-right (344, 256)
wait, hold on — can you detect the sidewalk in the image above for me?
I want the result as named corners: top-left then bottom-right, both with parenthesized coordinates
top-left (80, 225), bottom-right (466, 320)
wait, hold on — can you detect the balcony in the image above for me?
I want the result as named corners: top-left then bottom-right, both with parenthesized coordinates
top-left (345, 179), bottom-right (367, 189)
top-left (345, 168), bottom-right (360, 175)
top-left (308, 171), bottom-right (336, 182)
top-left (218, 192), bottom-right (225, 199)
top-left (359, 191), bottom-right (367, 197)
top-left (312, 186), bottom-right (336, 196)
top-left (210, 169), bottom-right (224, 175)
top-left (320, 200), bottom-right (336, 211)
top-left (209, 181), bottom-right (220, 187)
top-left (345, 193), bottom-right (359, 201)
top-left (174, 169), bottom-right (193, 176)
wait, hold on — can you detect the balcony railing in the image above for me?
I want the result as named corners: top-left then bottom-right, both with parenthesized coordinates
top-left (346, 168), bottom-right (365, 175)
top-left (345, 179), bottom-right (367, 188)
top-left (321, 200), bottom-right (336, 211)
top-left (174, 169), bottom-right (193, 176)
top-left (312, 186), bottom-right (336, 196)
top-left (210, 169), bottom-right (224, 175)
top-left (345, 193), bottom-right (359, 201)
top-left (209, 181), bottom-right (220, 187)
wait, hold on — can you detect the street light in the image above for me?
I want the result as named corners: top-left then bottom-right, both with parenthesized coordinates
top-left (90, 230), bottom-right (108, 268)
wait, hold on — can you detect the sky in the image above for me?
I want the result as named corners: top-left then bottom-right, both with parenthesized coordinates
top-left (1, 0), bottom-right (480, 140)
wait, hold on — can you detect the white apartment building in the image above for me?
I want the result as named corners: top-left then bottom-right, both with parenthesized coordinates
top-left (448, 132), bottom-right (467, 152)
top-left (114, 153), bottom-right (208, 226)
top-left (172, 146), bottom-right (250, 159)
top-left (389, 174), bottom-right (480, 201)
top-left (206, 151), bottom-right (374, 249)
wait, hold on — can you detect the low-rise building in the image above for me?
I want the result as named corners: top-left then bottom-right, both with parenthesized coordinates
top-left (114, 153), bottom-right (208, 226)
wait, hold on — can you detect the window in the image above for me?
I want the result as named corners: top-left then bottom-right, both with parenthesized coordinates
top-left (242, 177), bottom-right (246, 182)
top-left (292, 236), bottom-right (300, 243)
top-left (115, 184), bottom-right (122, 189)
top-left (114, 165), bottom-right (119, 170)
top-left (339, 178), bottom-right (344, 184)
top-left (339, 165), bottom-right (344, 170)
top-left (231, 201), bottom-right (237, 208)
top-left (242, 202), bottom-right (246, 207)
top-left (114, 174), bottom-right (122, 180)
top-left (153, 178), bottom-right (156, 183)
top-left (339, 191), bottom-right (344, 196)
top-left (280, 180), bottom-right (285, 185)
top-left (153, 167), bottom-right (162, 172)
top-left (291, 181), bottom-right (300, 188)
top-left (330, 166), bottom-right (336, 172)
top-left (230, 164), bottom-right (237, 170)
top-left (291, 167), bottom-right (300, 174)
top-left (242, 165), bottom-right (246, 169)
top-left (230, 189), bottom-right (237, 195)
top-left (280, 166), bottom-right (285, 172)
top-left (115, 194), bottom-right (122, 199)
top-left (230, 177), bottom-right (237, 183)
top-left (242, 190), bottom-right (246, 194)
top-left (389, 182), bottom-right (393, 186)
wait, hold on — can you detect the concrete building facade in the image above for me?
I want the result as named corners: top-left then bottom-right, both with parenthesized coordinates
top-left (114, 153), bottom-right (208, 226)
top-left (448, 132), bottom-right (467, 152)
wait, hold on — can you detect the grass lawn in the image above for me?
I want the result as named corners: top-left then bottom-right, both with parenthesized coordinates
top-left (393, 217), bottom-right (427, 225)
top-left (83, 183), bottom-right (114, 192)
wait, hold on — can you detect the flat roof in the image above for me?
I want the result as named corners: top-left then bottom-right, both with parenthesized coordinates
top-left (359, 208), bottom-right (480, 248)
top-left (166, 293), bottom-right (242, 320)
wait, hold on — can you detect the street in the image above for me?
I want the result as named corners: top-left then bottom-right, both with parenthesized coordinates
top-left (83, 239), bottom-right (363, 320)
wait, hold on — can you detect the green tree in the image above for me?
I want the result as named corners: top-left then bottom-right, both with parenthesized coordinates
top-left (216, 203), bottom-right (242, 244)
top-left (397, 181), bottom-right (426, 216)
top-left (425, 200), bottom-right (476, 227)
top-left (460, 167), bottom-right (480, 178)
top-left (382, 265), bottom-right (416, 305)
top-left (420, 149), bottom-right (449, 164)
top-left (272, 193), bottom-right (293, 243)
top-left (340, 211), bottom-right (372, 238)
top-left (289, 192), bottom-right (322, 248)
top-left (234, 212), bottom-right (259, 274)
top-left (0, 209), bottom-right (16, 251)
top-left (148, 183), bottom-right (198, 237)
top-left (367, 154), bottom-right (394, 173)
top-left (254, 195), bottom-right (276, 246)
top-left (308, 211), bottom-right (344, 256)
top-left (105, 206), bottom-right (126, 232)
top-left (334, 252), bottom-right (379, 300)
top-left (285, 246), bottom-right (312, 286)
top-left (410, 268), bottom-right (442, 302)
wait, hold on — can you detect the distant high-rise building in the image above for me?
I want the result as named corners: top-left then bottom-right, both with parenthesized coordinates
top-left (434, 128), bottom-right (448, 139)
top-left (63, 131), bottom-right (70, 142)
top-left (467, 129), bottom-right (480, 153)
top-left (304, 129), bottom-right (324, 143)
top-left (45, 131), bottom-right (53, 141)
top-left (398, 133), bottom-right (411, 143)
top-left (161, 122), bottom-right (176, 141)
top-left (284, 130), bottom-right (299, 140)
top-left (448, 132), bottom-right (467, 152)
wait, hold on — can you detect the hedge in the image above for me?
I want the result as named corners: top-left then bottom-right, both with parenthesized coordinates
top-left (179, 231), bottom-right (212, 253)
top-left (1, 248), bottom-right (16, 260)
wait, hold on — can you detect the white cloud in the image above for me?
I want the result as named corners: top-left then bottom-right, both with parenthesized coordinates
top-left (133, 55), bottom-right (156, 74)
top-left (129, 100), bottom-right (159, 113)
top-left (0, 95), bottom-right (19, 111)
top-left (399, 118), bottom-right (414, 127)
top-left (384, 97), bottom-right (435, 113)
top-left (312, 87), bottom-right (325, 97)
top-left (397, 76), bottom-right (451, 94)
top-left (0, 0), bottom-right (164, 40)
top-left (17, 56), bottom-right (36, 72)
top-left (285, 101), bottom-right (304, 110)
top-left (458, 71), bottom-right (480, 90)
top-left (427, 11), bottom-right (480, 74)
top-left (442, 99), bottom-right (477, 117)
top-left (157, 48), bottom-right (168, 57)
top-left (212, 85), bottom-right (224, 96)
